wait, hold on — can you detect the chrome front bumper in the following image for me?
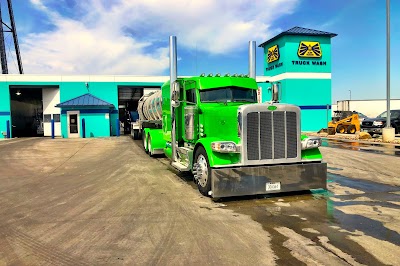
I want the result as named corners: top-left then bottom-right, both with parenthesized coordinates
top-left (210, 162), bottom-right (327, 198)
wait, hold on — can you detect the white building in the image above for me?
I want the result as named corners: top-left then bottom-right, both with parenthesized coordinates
top-left (333, 99), bottom-right (400, 118)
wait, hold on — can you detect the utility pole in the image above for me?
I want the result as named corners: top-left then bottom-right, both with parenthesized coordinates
top-left (382, 0), bottom-right (395, 141)
top-left (0, 0), bottom-right (23, 74)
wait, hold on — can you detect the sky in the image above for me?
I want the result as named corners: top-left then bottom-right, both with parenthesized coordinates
top-left (1, 0), bottom-right (399, 103)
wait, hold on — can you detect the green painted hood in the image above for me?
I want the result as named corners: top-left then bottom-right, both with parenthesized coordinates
top-left (199, 103), bottom-right (241, 142)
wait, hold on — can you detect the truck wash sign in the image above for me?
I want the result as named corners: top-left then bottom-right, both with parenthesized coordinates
top-left (292, 41), bottom-right (327, 66)
top-left (266, 44), bottom-right (283, 71)
top-left (297, 41), bottom-right (322, 58)
top-left (267, 45), bottom-right (280, 63)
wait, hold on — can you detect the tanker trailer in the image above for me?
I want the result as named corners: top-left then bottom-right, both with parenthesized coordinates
top-left (138, 36), bottom-right (327, 198)
top-left (133, 91), bottom-right (165, 155)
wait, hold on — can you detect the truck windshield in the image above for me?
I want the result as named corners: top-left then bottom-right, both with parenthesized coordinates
top-left (200, 86), bottom-right (257, 103)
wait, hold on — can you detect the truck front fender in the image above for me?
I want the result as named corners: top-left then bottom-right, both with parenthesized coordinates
top-left (194, 138), bottom-right (241, 168)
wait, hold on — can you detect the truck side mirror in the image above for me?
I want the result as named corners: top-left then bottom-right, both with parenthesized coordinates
top-left (272, 83), bottom-right (280, 102)
top-left (172, 81), bottom-right (180, 100)
top-left (171, 81), bottom-right (181, 107)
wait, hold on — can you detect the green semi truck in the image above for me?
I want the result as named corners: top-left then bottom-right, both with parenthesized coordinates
top-left (134, 36), bottom-right (327, 198)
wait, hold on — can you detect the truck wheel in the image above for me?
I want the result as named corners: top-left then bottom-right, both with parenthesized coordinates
top-left (194, 146), bottom-right (211, 196)
top-left (347, 125), bottom-right (356, 134)
top-left (143, 133), bottom-right (148, 153)
top-left (336, 125), bottom-right (345, 134)
top-left (148, 134), bottom-right (154, 157)
top-left (133, 129), bottom-right (139, 140)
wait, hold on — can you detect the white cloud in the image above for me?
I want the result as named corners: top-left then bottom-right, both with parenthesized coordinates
top-left (19, 0), bottom-right (299, 75)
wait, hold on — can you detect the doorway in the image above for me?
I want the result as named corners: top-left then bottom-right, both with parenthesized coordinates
top-left (9, 86), bottom-right (44, 137)
top-left (67, 111), bottom-right (80, 138)
top-left (118, 86), bottom-right (143, 135)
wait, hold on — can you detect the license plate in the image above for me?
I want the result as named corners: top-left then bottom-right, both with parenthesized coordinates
top-left (266, 182), bottom-right (281, 191)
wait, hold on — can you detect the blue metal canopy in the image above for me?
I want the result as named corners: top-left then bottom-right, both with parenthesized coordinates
top-left (259, 26), bottom-right (337, 47)
top-left (56, 93), bottom-right (114, 108)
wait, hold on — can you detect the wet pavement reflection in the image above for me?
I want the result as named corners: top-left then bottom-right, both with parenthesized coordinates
top-left (217, 173), bottom-right (400, 265)
top-left (322, 139), bottom-right (400, 156)
top-left (157, 139), bottom-right (400, 265)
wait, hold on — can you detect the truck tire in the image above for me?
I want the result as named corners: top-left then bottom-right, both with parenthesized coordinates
top-left (148, 134), bottom-right (154, 157)
top-left (133, 129), bottom-right (139, 140)
top-left (143, 133), bottom-right (148, 153)
top-left (194, 146), bottom-right (211, 196)
top-left (347, 125), bottom-right (356, 134)
top-left (336, 125), bottom-right (345, 134)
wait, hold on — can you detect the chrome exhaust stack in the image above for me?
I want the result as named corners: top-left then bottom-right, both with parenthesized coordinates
top-left (248, 41), bottom-right (256, 79)
top-left (169, 36), bottom-right (178, 162)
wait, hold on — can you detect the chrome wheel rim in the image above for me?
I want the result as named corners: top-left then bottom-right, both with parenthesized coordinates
top-left (197, 154), bottom-right (208, 187)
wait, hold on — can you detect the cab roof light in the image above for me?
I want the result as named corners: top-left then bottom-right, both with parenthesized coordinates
top-left (244, 74), bottom-right (249, 78)
top-left (232, 73), bottom-right (238, 77)
top-left (239, 74), bottom-right (244, 77)
top-left (208, 73), bottom-right (213, 77)
top-left (225, 73), bottom-right (230, 77)
top-left (200, 73), bottom-right (206, 77)
top-left (215, 73), bottom-right (221, 77)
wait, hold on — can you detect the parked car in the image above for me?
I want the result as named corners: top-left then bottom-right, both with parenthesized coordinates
top-left (361, 109), bottom-right (400, 135)
top-left (356, 112), bottom-right (368, 122)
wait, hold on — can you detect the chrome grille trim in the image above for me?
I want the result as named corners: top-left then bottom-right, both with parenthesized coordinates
top-left (240, 103), bottom-right (301, 165)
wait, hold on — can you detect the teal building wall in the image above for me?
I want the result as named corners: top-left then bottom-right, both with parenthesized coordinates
top-left (259, 27), bottom-right (336, 131)
top-left (0, 82), bottom-right (11, 137)
top-left (60, 111), bottom-right (111, 138)
top-left (0, 78), bottom-right (163, 138)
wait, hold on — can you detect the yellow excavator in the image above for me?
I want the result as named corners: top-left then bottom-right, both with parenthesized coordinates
top-left (327, 111), bottom-right (360, 135)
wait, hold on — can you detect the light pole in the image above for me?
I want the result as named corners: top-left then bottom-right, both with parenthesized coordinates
top-left (349, 90), bottom-right (351, 100)
top-left (383, 0), bottom-right (395, 141)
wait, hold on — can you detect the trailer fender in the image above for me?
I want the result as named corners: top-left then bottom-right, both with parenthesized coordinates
top-left (144, 128), bottom-right (165, 155)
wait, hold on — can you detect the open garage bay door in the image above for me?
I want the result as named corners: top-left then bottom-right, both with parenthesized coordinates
top-left (9, 85), bottom-right (60, 138)
top-left (118, 86), bottom-right (160, 135)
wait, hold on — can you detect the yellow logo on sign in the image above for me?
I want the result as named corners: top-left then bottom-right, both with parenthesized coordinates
top-left (267, 45), bottom-right (280, 63)
top-left (297, 41), bottom-right (322, 58)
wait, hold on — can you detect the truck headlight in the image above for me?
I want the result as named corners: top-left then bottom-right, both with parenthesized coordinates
top-left (373, 121), bottom-right (384, 126)
top-left (301, 137), bottom-right (322, 150)
top-left (211, 141), bottom-right (239, 153)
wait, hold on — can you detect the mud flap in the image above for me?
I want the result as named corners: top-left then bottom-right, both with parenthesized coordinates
top-left (210, 162), bottom-right (327, 198)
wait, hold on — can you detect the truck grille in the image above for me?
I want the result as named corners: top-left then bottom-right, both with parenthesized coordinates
top-left (246, 111), bottom-right (298, 160)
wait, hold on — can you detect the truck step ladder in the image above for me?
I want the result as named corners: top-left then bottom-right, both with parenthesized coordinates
top-left (171, 161), bottom-right (190, 172)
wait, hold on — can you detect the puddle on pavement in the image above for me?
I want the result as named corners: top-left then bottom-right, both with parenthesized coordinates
top-left (155, 148), bottom-right (400, 264)
top-left (218, 173), bottom-right (400, 265)
top-left (322, 139), bottom-right (400, 156)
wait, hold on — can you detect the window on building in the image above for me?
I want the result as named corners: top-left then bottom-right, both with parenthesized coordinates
top-left (44, 114), bottom-right (51, 123)
top-left (53, 114), bottom-right (61, 122)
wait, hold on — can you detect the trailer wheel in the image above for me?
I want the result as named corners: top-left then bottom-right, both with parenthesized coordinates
top-left (148, 134), bottom-right (154, 157)
top-left (143, 133), bottom-right (148, 153)
top-left (194, 146), bottom-right (211, 196)
top-left (347, 125), bottom-right (356, 134)
top-left (336, 125), bottom-right (345, 134)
